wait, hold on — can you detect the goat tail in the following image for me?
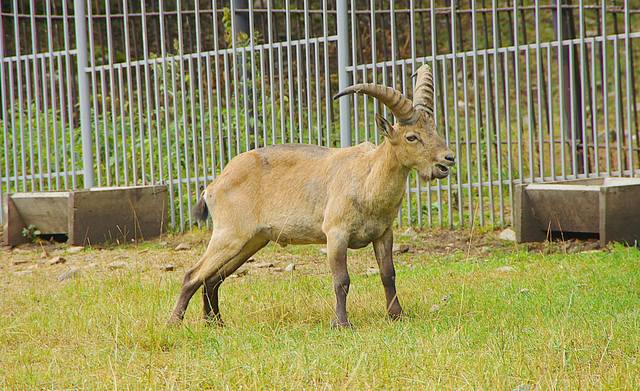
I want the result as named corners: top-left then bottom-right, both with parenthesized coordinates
top-left (192, 190), bottom-right (209, 222)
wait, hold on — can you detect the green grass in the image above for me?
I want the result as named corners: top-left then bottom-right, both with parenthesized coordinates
top-left (1, 239), bottom-right (640, 389)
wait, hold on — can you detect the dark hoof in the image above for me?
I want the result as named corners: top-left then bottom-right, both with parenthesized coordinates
top-left (330, 319), bottom-right (353, 329)
top-left (204, 314), bottom-right (225, 327)
top-left (388, 311), bottom-right (404, 321)
top-left (166, 315), bottom-right (183, 326)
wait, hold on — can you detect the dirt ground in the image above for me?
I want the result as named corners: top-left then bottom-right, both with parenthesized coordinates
top-left (1, 226), bottom-right (603, 289)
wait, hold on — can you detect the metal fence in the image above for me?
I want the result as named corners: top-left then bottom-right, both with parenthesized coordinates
top-left (1, 1), bottom-right (640, 231)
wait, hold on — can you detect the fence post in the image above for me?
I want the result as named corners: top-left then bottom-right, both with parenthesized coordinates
top-left (336, 0), bottom-right (351, 147)
top-left (74, 0), bottom-right (94, 188)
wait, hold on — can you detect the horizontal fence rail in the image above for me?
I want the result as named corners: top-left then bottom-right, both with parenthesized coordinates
top-left (1, 0), bottom-right (639, 233)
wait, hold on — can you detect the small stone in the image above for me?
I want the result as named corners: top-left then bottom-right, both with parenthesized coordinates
top-left (67, 246), bottom-right (84, 254)
top-left (108, 261), bottom-right (128, 270)
top-left (253, 261), bottom-right (274, 268)
top-left (512, 384), bottom-right (532, 391)
top-left (48, 256), bottom-right (66, 265)
top-left (365, 267), bottom-right (379, 277)
top-left (519, 288), bottom-right (530, 295)
top-left (12, 259), bottom-right (29, 265)
top-left (57, 268), bottom-right (79, 281)
top-left (319, 248), bottom-right (328, 255)
top-left (160, 264), bottom-right (176, 272)
top-left (498, 228), bottom-right (517, 241)
top-left (284, 263), bottom-right (295, 272)
top-left (246, 258), bottom-right (255, 263)
top-left (174, 243), bottom-right (190, 251)
top-left (430, 304), bottom-right (441, 313)
top-left (393, 244), bottom-right (411, 254)
top-left (496, 265), bottom-right (516, 273)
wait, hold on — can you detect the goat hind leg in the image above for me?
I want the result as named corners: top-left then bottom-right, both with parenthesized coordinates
top-left (168, 233), bottom-right (252, 325)
top-left (200, 236), bottom-right (268, 325)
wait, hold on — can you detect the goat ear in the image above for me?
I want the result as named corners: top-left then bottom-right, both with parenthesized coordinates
top-left (375, 114), bottom-right (394, 138)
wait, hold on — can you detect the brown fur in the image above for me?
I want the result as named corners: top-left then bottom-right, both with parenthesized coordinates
top-left (168, 113), bottom-right (454, 327)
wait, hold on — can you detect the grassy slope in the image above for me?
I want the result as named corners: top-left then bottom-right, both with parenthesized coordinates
top-left (0, 233), bottom-right (639, 389)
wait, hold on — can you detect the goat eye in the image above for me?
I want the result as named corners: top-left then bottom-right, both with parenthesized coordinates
top-left (406, 135), bottom-right (418, 142)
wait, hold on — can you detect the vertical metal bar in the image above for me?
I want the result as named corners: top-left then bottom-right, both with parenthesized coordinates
top-left (24, 53), bottom-right (35, 191)
top-left (371, 0), bottom-right (378, 145)
top-left (117, 67), bottom-right (128, 184)
top-left (450, 2), bottom-right (463, 227)
top-left (104, 0), bottom-right (119, 185)
top-left (135, 64), bottom-right (145, 184)
top-left (296, 43), bottom-right (304, 143)
top-left (28, 2), bottom-right (43, 190)
top-left (503, 50), bottom-right (514, 214)
top-left (40, 52), bottom-right (52, 189)
top-left (303, 0), bottom-right (312, 144)
top-left (624, 0), bottom-right (634, 175)
top-left (159, 0), bottom-right (175, 227)
top-left (350, 0), bottom-right (358, 145)
top-left (591, 39), bottom-right (599, 176)
top-left (62, 0), bottom-right (76, 188)
top-left (323, 0), bottom-right (331, 147)
top-left (9, 63), bottom-right (17, 191)
top-left (482, 42), bottom-right (495, 224)
top-left (241, 50), bottom-right (250, 150)
top-left (578, 0), bottom-right (589, 176)
top-left (491, 0), bottom-right (504, 224)
top-left (86, 0), bottom-right (101, 186)
top-left (462, 54), bottom-right (474, 225)
top-left (0, 8), bottom-right (4, 222)
top-left (427, 0), bottom-right (437, 227)
top-left (188, 57), bottom-right (200, 206)
top-left (46, 0), bottom-right (60, 190)
top-left (613, 38), bottom-right (623, 174)
top-left (266, 0), bottom-right (276, 146)
top-left (513, 0), bottom-right (524, 185)
top-left (278, 46), bottom-right (285, 143)
top-left (248, 0), bottom-right (259, 148)
top-left (57, 56), bottom-right (69, 189)
top-left (410, 0), bottom-right (422, 228)
top-left (0, 6), bottom-right (8, 202)
top-left (141, 0), bottom-right (154, 183)
top-left (12, 0), bottom-right (26, 192)
top-left (285, 0), bottom-right (295, 144)
top-left (170, 59), bottom-right (185, 229)
top-left (555, 0), bottom-right (567, 179)
top-left (601, 2), bottom-right (611, 175)
top-left (195, 0), bottom-right (207, 185)
top-left (314, 41), bottom-right (322, 145)
top-left (260, 47), bottom-right (267, 146)
top-left (230, 0), bottom-right (241, 155)
top-left (212, 0), bottom-right (226, 167)
top-left (337, 0), bottom-right (352, 147)
top-left (176, 0), bottom-right (192, 224)
top-left (441, 58), bottom-right (451, 228)
top-left (547, 45), bottom-right (556, 180)
top-left (123, 0), bottom-right (137, 184)
top-left (535, 1), bottom-right (544, 181)
top-left (525, 44), bottom-right (535, 181)
top-left (101, 68), bottom-right (110, 186)
top-left (569, 44), bottom-right (578, 176)
top-left (471, 0), bottom-right (484, 226)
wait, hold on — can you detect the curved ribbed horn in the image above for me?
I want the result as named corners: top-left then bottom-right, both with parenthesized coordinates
top-left (411, 64), bottom-right (434, 116)
top-left (333, 84), bottom-right (420, 124)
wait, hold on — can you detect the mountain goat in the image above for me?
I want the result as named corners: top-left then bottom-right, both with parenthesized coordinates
top-left (168, 64), bottom-right (454, 327)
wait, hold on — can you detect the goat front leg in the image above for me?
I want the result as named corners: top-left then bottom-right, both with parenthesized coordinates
top-left (373, 227), bottom-right (403, 320)
top-left (326, 231), bottom-right (352, 328)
